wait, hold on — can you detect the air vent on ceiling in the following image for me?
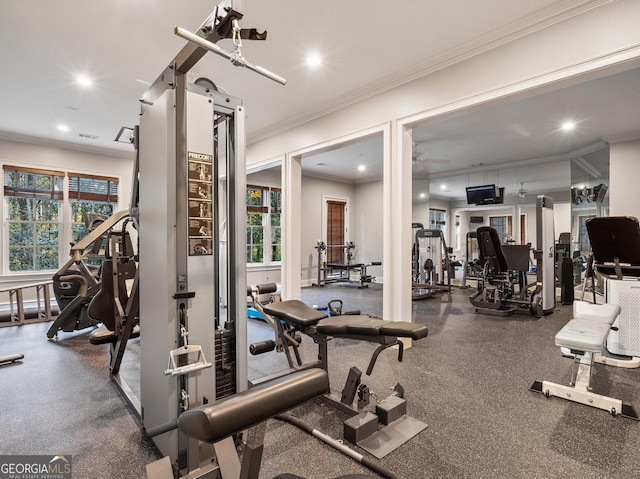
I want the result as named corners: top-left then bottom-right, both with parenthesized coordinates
top-left (78, 133), bottom-right (98, 140)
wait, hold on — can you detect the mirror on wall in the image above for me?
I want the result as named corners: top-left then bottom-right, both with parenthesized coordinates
top-left (408, 65), bottom-right (640, 278)
top-left (569, 146), bottom-right (610, 259)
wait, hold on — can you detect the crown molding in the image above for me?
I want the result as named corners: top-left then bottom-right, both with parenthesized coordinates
top-left (248, 0), bottom-right (612, 145)
top-left (0, 131), bottom-right (134, 159)
top-left (426, 140), bottom-right (608, 180)
top-left (601, 130), bottom-right (640, 144)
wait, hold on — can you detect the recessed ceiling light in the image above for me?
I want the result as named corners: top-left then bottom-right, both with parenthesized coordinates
top-left (306, 53), bottom-right (322, 68)
top-left (561, 121), bottom-right (575, 131)
top-left (358, 165), bottom-right (366, 172)
top-left (76, 75), bottom-right (92, 87)
top-left (419, 193), bottom-right (426, 199)
top-left (440, 184), bottom-right (447, 190)
top-left (57, 124), bottom-right (70, 132)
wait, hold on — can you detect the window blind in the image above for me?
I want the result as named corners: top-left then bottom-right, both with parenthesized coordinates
top-left (68, 173), bottom-right (118, 203)
top-left (3, 165), bottom-right (64, 200)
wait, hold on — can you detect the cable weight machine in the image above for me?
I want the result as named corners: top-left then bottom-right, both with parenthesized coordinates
top-left (137, 1), bottom-right (286, 475)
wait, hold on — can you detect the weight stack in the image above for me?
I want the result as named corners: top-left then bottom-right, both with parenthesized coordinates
top-left (215, 328), bottom-right (236, 399)
top-left (560, 257), bottom-right (574, 305)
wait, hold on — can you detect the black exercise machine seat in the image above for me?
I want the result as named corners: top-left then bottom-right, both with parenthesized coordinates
top-left (586, 216), bottom-right (640, 277)
top-left (263, 300), bottom-right (428, 340)
top-left (264, 299), bottom-right (329, 327)
top-left (316, 316), bottom-right (428, 340)
top-left (477, 226), bottom-right (509, 272)
top-left (178, 369), bottom-right (329, 444)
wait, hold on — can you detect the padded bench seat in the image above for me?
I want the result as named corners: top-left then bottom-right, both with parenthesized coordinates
top-left (531, 299), bottom-right (638, 419)
top-left (263, 300), bottom-right (328, 327)
top-left (178, 369), bottom-right (329, 443)
top-left (573, 300), bottom-right (620, 323)
top-left (554, 301), bottom-right (621, 353)
top-left (317, 315), bottom-right (428, 340)
top-left (263, 300), bottom-right (428, 340)
top-left (555, 319), bottom-right (612, 353)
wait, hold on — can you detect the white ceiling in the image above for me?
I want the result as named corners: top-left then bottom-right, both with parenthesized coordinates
top-left (0, 0), bottom-right (638, 201)
top-left (302, 65), bottom-right (640, 203)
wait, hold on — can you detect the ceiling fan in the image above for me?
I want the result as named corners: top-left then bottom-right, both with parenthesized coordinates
top-left (517, 182), bottom-right (527, 198)
top-left (412, 143), bottom-right (426, 165)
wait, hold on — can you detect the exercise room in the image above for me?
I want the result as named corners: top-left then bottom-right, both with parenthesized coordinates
top-left (1, 2), bottom-right (640, 479)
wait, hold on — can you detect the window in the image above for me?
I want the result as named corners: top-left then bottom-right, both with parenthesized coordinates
top-left (429, 208), bottom-right (446, 236)
top-left (4, 166), bottom-right (64, 271)
top-left (3, 165), bottom-right (120, 273)
top-left (489, 215), bottom-right (513, 243)
top-left (326, 200), bottom-right (346, 264)
top-left (68, 174), bottom-right (118, 243)
top-left (246, 184), bottom-right (281, 265)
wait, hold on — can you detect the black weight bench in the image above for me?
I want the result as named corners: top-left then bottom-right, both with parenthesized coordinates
top-left (257, 299), bottom-right (428, 459)
top-left (245, 287), bottom-right (429, 459)
top-left (178, 369), bottom-right (329, 443)
top-left (148, 369), bottom-right (377, 479)
top-left (262, 299), bottom-right (428, 376)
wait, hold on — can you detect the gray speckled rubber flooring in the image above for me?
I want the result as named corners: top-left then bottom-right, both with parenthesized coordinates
top-left (2, 284), bottom-right (640, 479)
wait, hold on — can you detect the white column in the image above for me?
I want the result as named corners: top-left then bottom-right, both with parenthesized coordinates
top-left (282, 153), bottom-right (302, 300)
top-left (609, 139), bottom-right (640, 219)
top-left (384, 121), bottom-right (413, 325)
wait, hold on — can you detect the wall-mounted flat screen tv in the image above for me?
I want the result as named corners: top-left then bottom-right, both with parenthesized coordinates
top-left (466, 184), bottom-right (498, 205)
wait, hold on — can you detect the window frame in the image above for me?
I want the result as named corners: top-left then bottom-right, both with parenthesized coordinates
top-left (489, 215), bottom-right (513, 244)
top-left (246, 183), bottom-right (281, 267)
top-left (429, 207), bottom-right (447, 238)
top-left (2, 165), bottom-right (120, 276)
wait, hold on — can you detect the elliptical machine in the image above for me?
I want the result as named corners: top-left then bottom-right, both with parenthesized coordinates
top-left (47, 210), bottom-right (131, 338)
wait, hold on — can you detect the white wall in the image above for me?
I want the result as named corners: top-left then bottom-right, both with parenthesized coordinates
top-left (412, 197), bottom-right (450, 237)
top-left (412, 201), bottom-right (430, 228)
top-left (554, 202), bottom-right (572, 240)
top-left (0, 139), bottom-right (133, 207)
top-left (610, 139), bottom-right (640, 219)
top-left (353, 180), bottom-right (384, 282)
top-left (297, 177), bottom-right (384, 285)
top-left (300, 176), bottom-right (355, 285)
top-left (247, 168), bottom-right (281, 188)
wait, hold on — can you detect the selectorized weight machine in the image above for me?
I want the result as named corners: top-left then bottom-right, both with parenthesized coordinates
top-left (461, 231), bottom-right (481, 288)
top-left (470, 195), bottom-right (555, 317)
top-left (412, 228), bottom-right (453, 300)
top-left (136, 2), bottom-right (286, 477)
